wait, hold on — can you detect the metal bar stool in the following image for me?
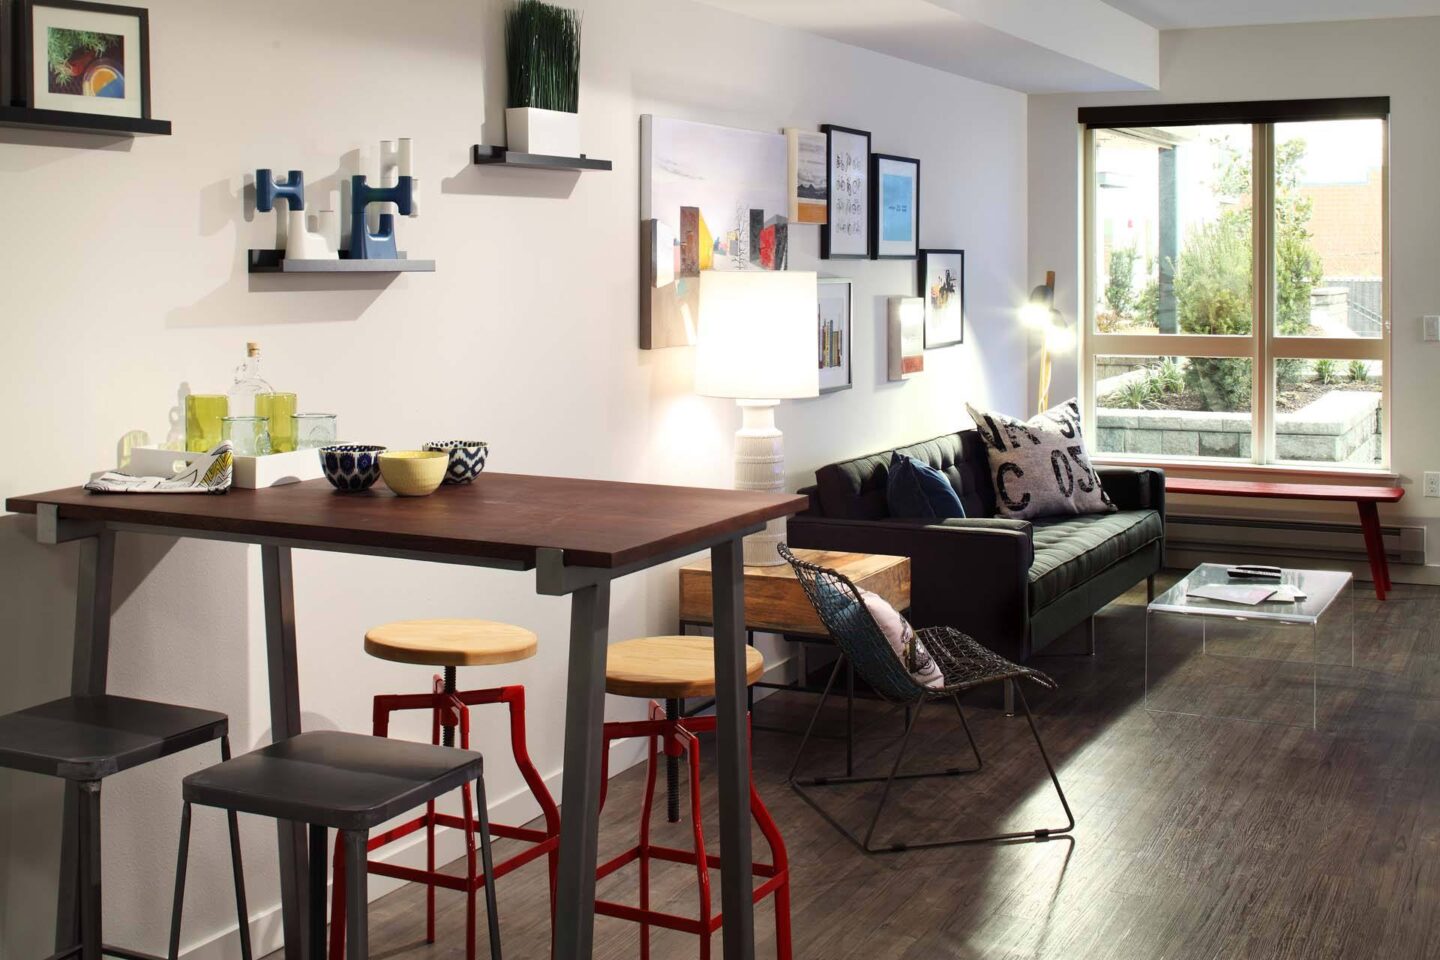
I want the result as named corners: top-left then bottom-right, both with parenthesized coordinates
top-left (170, 730), bottom-right (500, 960)
top-left (0, 695), bottom-right (242, 960)
top-left (779, 545), bottom-right (1075, 853)
top-left (328, 619), bottom-right (559, 960)
top-left (596, 636), bottom-right (792, 960)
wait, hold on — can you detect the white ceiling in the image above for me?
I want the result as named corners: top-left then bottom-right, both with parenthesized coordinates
top-left (1101, 0), bottom-right (1440, 29)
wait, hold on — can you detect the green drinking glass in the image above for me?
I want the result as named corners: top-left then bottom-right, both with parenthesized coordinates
top-left (256, 392), bottom-right (298, 453)
top-left (185, 394), bottom-right (229, 453)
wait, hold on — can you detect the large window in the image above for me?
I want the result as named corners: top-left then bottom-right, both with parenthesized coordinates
top-left (1081, 100), bottom-right (1389, 470)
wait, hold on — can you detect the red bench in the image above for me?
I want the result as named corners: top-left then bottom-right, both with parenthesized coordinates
top-left (1164, 478), bottom-right (1405, 600)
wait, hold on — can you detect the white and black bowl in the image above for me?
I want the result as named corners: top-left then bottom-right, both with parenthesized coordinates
top-left (422, 440), bottom-right (488, 485)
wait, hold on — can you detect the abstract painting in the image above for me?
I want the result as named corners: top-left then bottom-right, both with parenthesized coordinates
top-left (817, 277), bottom-right (852, 393)
top-left (787, 128), bottom-right (827, 225)
top-left (821, 124), bottom-right (870, 259)
top-left (918, 248), bottom-right (964, 348)
top-left (888, 297), bottom-right (925, 381)
top-left (871, 153), bottom-right (920, 260)
top-left (25, 1), bottom-right (150, 119)
top-left (640, 115), bottom-right (790, 349)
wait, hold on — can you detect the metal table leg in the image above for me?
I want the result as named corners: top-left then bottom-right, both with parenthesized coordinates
top-left (262, 545), bottom-right (308, 960)
top-left (711, 537), bottom-right (755, 960)
top-left (57, 528), bottom-right (115, 952)
top-left (552, 578), bottom-right (611, 960)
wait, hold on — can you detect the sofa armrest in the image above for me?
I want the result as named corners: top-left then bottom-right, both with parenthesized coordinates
top-left (786, 515), bottom-right (1035, 660)
top-left (1098, 467), bottom-right (1166, 517)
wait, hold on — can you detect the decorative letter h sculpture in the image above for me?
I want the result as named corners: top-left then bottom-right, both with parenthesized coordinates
top-left (350, 175), bottom-right (414, 260)
top-left (256, 169), bottom-right (336, 261)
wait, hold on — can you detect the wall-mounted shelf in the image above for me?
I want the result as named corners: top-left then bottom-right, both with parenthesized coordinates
top-left (0, 106), bottom-right (172, 136)
top-left (471, 144), bottom-right (612, 171)
top-left (247, 250), bottom-right (435, 274)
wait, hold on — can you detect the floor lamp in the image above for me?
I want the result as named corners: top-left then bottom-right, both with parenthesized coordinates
top-left (1022, 270), bottom-right (1074, 413)
top-left (695, 269), bottom-right (819, 566)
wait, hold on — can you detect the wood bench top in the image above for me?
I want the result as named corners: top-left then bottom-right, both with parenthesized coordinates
top-left (1165, 477), bottom-right (1404, 503)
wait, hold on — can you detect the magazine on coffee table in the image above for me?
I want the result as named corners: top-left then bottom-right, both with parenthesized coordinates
top-left (1188, 583), bottom-right (1308, 605)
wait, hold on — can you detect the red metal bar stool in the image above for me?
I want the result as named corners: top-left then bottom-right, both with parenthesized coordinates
top-left (597, 636), bottom-right (792, 960)
top-left (328, 619), bottom-right (560, 960)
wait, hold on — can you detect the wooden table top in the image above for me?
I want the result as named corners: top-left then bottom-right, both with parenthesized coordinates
top-left (1165, 478), bottom-right (1404, 503)
top-left (5, 474), bottom-right (810, 570)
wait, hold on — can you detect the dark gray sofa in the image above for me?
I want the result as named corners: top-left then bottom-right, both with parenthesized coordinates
top-left (788, 430), bottom-right (1165, 664)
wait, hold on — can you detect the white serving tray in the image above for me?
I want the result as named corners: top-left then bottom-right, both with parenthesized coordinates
top-left (129, 446), bottom-right (324, 489)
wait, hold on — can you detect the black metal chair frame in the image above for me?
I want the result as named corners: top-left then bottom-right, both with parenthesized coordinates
top-left (779, 545), bottom-right (1075, 854)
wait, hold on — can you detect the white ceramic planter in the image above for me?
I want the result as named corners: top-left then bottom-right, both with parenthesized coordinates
top-left (505, 106), bottom-right (580, 157)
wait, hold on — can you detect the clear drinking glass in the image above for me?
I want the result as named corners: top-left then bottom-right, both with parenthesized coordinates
top-left (256, 392), bottom-right (298, 453)
top-left (185, 394), bottom-right (229, 453)
top-left (293, 413), bottom-right (338, 450)
top-left (222, 416), bottom-right (273, 457)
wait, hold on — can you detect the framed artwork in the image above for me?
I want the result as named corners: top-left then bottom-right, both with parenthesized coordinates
top-left (640, 115), bottom-right (789, 349)
top-left (786, 128), bottom-right (827, 225)
top-left (870, 153), bottom-right (920, 260)
top-left (18, 0), bottom-right (150, 118)
top-left (887, 296), bottom-right (924, 381)
top-left (816, 277), bottom-right (852, 394)
top-left (820, 124), bottom-right (870, 260)
top-left (918, 248), bottom-right (965, 348)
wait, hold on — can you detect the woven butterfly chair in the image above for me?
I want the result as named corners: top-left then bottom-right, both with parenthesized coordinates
top-left (779, 545), bottom-right (1074, 853)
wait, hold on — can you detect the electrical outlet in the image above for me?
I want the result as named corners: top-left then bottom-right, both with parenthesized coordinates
top-left (1426, 472), bottom-right (1440, 497)
top-left (1425, 316), bottom-right (1440, 341)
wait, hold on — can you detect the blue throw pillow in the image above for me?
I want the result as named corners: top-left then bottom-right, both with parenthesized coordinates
top-left (886, 453), bottom-right (966, 520)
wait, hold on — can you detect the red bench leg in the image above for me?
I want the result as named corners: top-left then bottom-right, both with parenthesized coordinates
top-left (1357, 501), bottom-right (1389, 600)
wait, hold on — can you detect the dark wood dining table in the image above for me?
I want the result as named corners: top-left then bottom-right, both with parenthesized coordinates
top-left (6, 473), bottom-right (809, 960)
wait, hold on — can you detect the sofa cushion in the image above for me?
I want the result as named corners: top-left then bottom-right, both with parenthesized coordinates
top-left (1028, 509), bottom-right (1163, 611)
top-left (814, 430), bottom-right (996, 521)
top-left (886, 453), bottom-right (967, 520)
top-left (966, 399), bottom-right (1114, 521)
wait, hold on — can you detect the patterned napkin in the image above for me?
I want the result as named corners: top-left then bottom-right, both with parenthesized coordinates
top-left (85, 442), bottom-right (234, 495)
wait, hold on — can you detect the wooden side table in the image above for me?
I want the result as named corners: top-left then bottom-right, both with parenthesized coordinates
top-left (678, 549), bottom-right (910, 774)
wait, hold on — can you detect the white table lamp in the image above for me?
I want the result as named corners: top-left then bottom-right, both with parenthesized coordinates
top-left (696, 270), bottom-right (819, 565)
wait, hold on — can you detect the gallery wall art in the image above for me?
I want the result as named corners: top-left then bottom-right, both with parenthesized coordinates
top-left (871, 153), bottom-right (919, 260)
top-left (820, 124), bottom-right (869, 259)
top-left (786, 127), bottom-right (827, 225)
top-left (887, 296), bottom-right (924, 381)
top-left (918, 248), bottom-right (964, 348)
top-left (640, 114), bottom-right (790, 349)
top-left (817, 277), bottom-right (852, 394)
top-left (17, 0), bottom-right (151, 119)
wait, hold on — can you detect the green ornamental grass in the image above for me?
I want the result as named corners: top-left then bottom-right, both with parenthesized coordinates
top-left (505, 0), bottom-right (582, 113)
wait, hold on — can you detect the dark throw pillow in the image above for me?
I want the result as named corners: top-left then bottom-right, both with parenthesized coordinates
top-left (886, 452), bottom-right (967, 520)
top-left (964, 398), bottom-right (1114, 520)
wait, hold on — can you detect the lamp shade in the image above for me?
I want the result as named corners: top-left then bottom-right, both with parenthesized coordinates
top-left (695, 270), bottom-right (819, 401)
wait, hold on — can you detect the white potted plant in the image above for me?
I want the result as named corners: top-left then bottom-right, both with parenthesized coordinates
top-left (504, 0), bottom-right (582, 157)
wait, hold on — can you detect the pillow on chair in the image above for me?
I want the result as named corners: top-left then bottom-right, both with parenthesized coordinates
top-left (964, 398), bottom-right (1114, 520)
top-left (886, 453), bottom-right (966, 520)
top-left (859, 590), bottom-right (944, 689)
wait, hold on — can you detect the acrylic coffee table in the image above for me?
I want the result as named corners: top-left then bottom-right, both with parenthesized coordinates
top-left (1145, 563), bottom-right (1354, 729)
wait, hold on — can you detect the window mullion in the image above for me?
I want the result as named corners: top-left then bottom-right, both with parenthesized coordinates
top-left (1254, 123), bottom-right (1275, 465)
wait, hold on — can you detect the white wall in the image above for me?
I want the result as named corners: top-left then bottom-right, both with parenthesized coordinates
top-left (1029, 17), bottom-right (1440, 563)
top-left (0, 1), bottom-right (1029, 955)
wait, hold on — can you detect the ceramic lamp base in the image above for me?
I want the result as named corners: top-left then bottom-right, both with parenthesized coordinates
top-left (733, 400), bottom-right (787, 567)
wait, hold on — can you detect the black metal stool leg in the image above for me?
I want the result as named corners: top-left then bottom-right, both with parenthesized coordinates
top-left (343, 830), bottom-right (368, 960)
top-left (473, 776), bottom-right (503, 959)
top-left (220, 738), bottom-right (253, 960)
top-left (167, 803), bottom-right (192, 960)
top-left (665, 698), bottom-right (681, 823)
top-left (309, 825), bottom-right (328, 960)
top-left (78, 781), bottom-right (102, 960)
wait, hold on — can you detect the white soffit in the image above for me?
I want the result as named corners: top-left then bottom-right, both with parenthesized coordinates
top-left (692, 0), bottom-right (1159, 93)
top-left (1101, 0), bottom-right (1440, 30)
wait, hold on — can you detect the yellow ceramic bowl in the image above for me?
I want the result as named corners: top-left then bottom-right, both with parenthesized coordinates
top-left (379, 450), bottom-right (448, 497)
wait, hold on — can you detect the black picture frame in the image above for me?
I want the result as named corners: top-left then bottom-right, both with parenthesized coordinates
top-left (816, 276), bottom-right (853, 394)
top-left (917, 248), bottom-right (965, 349)
top-left (820, 123), bottom-right (871, 260)
top-left (1, 0), bottom-right (15, 106)
top-left (869, 152), bottom-right (920, 261)
top-left (17, 0), bottom-right (150, 118)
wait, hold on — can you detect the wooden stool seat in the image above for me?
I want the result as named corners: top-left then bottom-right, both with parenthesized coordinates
top-left (364, 619), bottom-right (538, 667)
top-left (606, 636), bottom-right (764, 699)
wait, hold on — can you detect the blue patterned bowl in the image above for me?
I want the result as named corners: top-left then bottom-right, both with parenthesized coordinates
top-left (319, 444), bottom-right (387, 492)
top-left (423, 440), bottom-right (489, 485)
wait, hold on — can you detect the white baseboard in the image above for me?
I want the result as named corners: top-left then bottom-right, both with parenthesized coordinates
top-left (177, 653), bottom-right (797, 960)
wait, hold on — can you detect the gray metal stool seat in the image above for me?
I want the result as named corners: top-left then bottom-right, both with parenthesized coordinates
top-left (170, 730), bottom-right (501, 960)
top-left (0, 694), bottom-right (239, 960)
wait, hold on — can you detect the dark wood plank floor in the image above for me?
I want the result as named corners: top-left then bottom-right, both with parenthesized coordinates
top-left (310, 575), bottom-right (1440, 960)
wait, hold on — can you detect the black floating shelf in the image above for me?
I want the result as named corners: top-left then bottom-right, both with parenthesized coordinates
top-left (247, 250), bottom-right (436, 274)
top-left (0, 106), bottom-right (172, 136)
top-left (471, 144), bottom-right (611, 171)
